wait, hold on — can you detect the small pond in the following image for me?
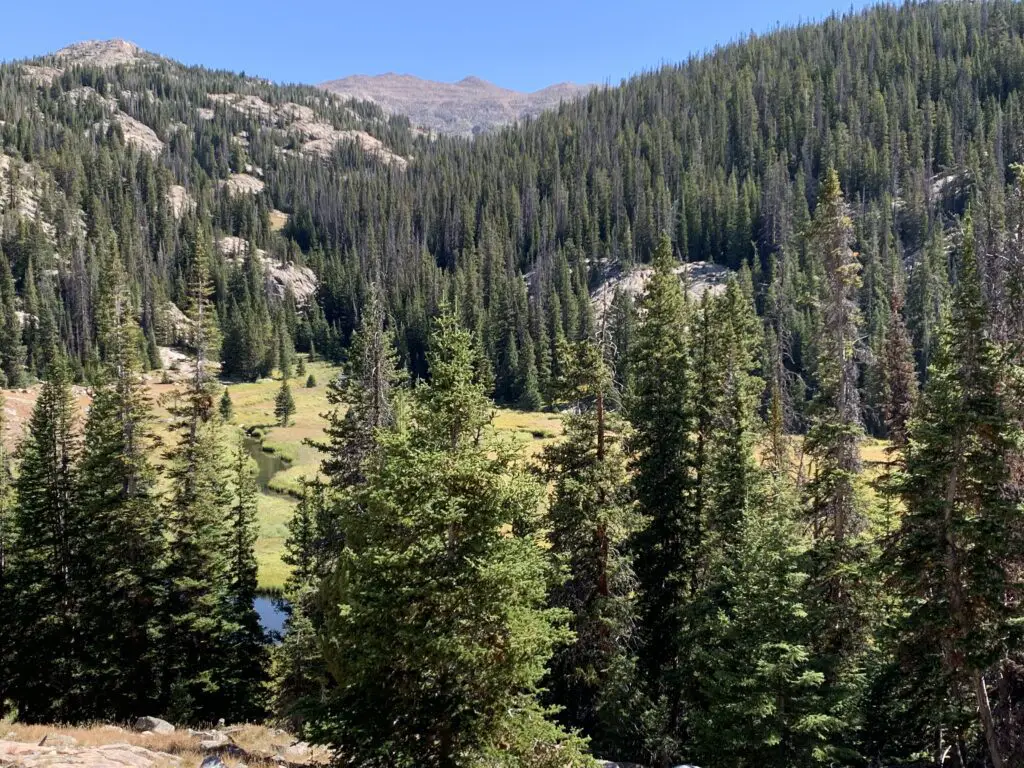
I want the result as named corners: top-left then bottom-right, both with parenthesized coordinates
top-left (255, 595), bottom-right (289, 640)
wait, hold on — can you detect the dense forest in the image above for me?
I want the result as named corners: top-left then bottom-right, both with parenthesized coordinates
top-left (1, 1), bottom-right (1024, 766)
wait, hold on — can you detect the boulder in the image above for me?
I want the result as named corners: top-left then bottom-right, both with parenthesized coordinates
top-left (133, 716), bottom-right (175, 734)
top-left (200, 757), bottom-right (228, 768)
top-left (277, 742), bottom-right (310, 761)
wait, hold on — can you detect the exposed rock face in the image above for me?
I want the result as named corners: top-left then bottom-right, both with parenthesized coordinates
top-left (155, 302), bottom-right (193, 347)
top-left (208, 93), bottom-right (407, 168)
top-left (220, 173), bottom-right (265, 195)
top-left (132, 717), bottom-right (173, 735)
top-left (110, 114), bottom-right (164, 155)
top-left (320, 73), bottom-right (594, 137)
top-left (166, 185), bottom-right (194, 219)
top-left (266, 261), bottom-right (318, 306)
top-left (53, 39), bottom-right (147, 68)
top-left (590, 261), bottom-right (732, 320)
top-left (0, 740), bottom-right (181, 768)
top-left (20, 66), bottom-right (62, 87)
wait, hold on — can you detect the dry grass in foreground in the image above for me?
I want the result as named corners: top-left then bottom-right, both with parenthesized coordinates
top-left (0, 722), bottom-right (329, 768)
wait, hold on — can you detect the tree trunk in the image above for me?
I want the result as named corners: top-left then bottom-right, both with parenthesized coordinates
top-left (971, 669), bottom-right (1004, 768)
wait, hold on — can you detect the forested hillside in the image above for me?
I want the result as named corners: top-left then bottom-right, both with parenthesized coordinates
top-left (1, 2), bottom-right (1024, 767)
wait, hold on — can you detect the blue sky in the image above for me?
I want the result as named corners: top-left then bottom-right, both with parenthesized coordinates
top-left (1, 0), bottom-right (882, 91)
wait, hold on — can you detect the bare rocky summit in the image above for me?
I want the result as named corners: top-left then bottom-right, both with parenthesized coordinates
top-left (319, 73), bottom-right (593, 136)
top-left (52, 39), bottom-right (151, 68)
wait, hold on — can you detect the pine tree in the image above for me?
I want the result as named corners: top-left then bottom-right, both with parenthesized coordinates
top-left (220, 387), bottom-right (234, 421)
top-left (890, 215), bottom-right (1021, 768)
top-left (0, 395), bottom-right (15, 712)
top-left (220, 438), bottom-right (269, 722)
top-left (318, 288), bottom-right (400, 490)
top-left (273, 480), bottom-right (333, 732)
top-left (162, 224), bottom-right (234, 723)
top-left (880, 287), bottom-right (919, 450)
top-left (625, 233), bottom-right (698, 763)
top-left (76, 252), bottom-right (166, 720)
top-left (0, 249), bottom-right (24, 387)
top-left (801, 169), bottom-right (872, 762)
top-left (317, 313), bottom-right (586, 767)
top-left (7, 360), bottom-right (83, 722)
top-left (540, 339), bottom-right (636, 753)
top-left (275, 378), bottom-right (295, 427)
top-left (278, 321), bottom-right (295, 379)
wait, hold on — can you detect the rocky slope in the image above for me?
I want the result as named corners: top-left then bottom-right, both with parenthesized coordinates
top-left (319, 73), bottom-right (593, 136)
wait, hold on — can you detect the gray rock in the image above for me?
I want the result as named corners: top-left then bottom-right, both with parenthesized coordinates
top-left (276, 742), bottom-right (309, 760)
top-left (134, 716), bottom-right (175, 734)
top-left (200, 757), bottom-right (228, 768)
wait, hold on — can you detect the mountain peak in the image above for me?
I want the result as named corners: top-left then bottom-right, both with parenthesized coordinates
top-left (320, 73), bottom-right (592, 137)
top-left (52, 39), bottom-right (147, 68)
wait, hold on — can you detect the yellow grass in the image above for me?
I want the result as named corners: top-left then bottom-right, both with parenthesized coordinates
top-left (268, 209), bottom-right (290, 232)
top-left (3, 353), bottom-right (897, 593)
top-left (213, 361), bottom-right (566, 590)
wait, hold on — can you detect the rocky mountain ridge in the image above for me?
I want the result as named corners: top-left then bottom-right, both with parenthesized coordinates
top-left (319, 72), bottom-right (593, 136)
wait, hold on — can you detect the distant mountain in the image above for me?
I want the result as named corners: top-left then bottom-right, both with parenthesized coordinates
top-left (318, 72), bottom-right (594, 136)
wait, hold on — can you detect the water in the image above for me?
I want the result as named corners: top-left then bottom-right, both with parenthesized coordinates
top-left (244, 435), bottom-right (293, 640)
top-left (255, 595), bottom-right (289, 639)
top-left (243, 435), bottom-right (289, 494)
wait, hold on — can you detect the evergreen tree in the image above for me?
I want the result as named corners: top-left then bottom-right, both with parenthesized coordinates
top-left (801, 169), bottom-right (872, 762)
top-left (161, 225), bottom-right (234, 723)
top-left (318, 288), bottom-right (400, 490)
top-left (6, 360), bottom-right (82, 722)
top-left (220, 387), bottom-right (234, 421)
top-left (0, 249), bottom-right (24, 387)
top-left (273, 480), bottom-right (333, 732)
top-left (0, 395), bottom-right (15, 712)
top-left (889, 216), bottom-right (1022, 768)
top-left (220, 439), bottom-right (269, 721)
top-left (880, 287), bottom-right (919, 450)
top-left (317, 314), bottom-right (586, 767)
top-left (275, 377), bottom-right (295, 427)
top-left (626, 233), bottom-right (700, 763)
top-left (76, 252), bottom-right (166, 720)
top-left (540, 339), bottom-right (635, 753)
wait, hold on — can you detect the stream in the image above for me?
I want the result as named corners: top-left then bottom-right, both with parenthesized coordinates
top-left (244, 435), bottom-right (290, 494)
top-left (244, 435), bottom-right (291, 639)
